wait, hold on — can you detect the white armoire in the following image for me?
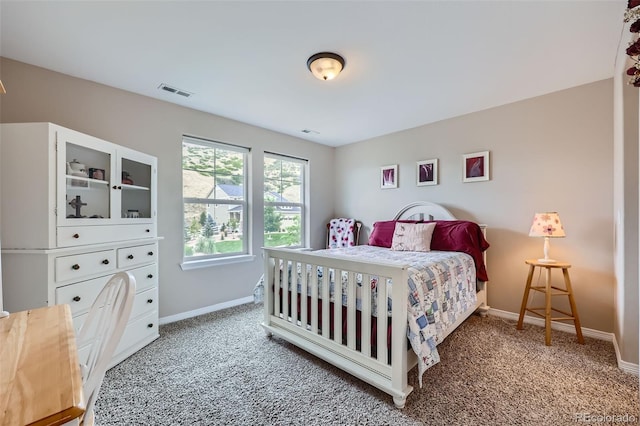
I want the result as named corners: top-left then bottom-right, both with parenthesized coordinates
top-left (0, 122), bottom-right (160, 365)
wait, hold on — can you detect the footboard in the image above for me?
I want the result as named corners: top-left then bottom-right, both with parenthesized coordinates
top-left (262, 247), bottom-right (414, 408)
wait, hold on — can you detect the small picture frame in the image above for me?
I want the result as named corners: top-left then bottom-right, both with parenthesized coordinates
top-left (380, 165), bottom-right (398, 189)
top-left (462, 151), bottom-right (490, 183)
top-left (416, 159), bottom-right (438, 186)
top-left (88, 168), bottom-right (105, 181)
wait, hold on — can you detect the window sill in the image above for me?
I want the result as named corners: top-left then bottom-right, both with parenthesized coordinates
top-left (180, 254), bottom-right (256, 271)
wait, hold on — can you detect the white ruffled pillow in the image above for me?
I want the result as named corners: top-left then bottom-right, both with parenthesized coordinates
top-left (390, 222), bottom-right (436, 252)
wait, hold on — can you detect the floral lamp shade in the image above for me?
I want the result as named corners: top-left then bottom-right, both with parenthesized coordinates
top-left (529, 212), bottom-right (565, 263)
top-left (529, 212), bottom-right (565, 238)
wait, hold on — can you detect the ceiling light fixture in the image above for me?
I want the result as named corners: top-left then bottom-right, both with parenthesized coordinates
top-left (307, 52), bottom-right (345, 81)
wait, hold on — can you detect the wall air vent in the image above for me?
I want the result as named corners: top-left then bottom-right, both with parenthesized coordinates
top-left (158, 83), bottom-right (193, 98)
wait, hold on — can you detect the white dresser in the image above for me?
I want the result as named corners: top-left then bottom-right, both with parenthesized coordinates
top-left (0, 122), bottom-right (160, 365)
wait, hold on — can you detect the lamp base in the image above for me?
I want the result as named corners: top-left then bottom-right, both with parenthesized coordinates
top-left (537, 258), bottom-right (557, 264)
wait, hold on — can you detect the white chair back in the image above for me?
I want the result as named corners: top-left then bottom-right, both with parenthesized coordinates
top-left (76, 271), bottom-right (136, 425)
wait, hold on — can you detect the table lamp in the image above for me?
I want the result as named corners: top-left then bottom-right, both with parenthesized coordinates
top-left (529, 212), bottom-right (565, 263)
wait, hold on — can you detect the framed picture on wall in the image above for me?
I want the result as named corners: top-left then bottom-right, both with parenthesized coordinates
top-left (380, 164), bottom-right (398, 189)
top-left (462, 151), bottom-right (490, 183)
top-left (416, 159), bottom-right (438, 186)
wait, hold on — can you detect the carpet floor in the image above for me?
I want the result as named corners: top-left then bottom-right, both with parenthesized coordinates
top-left (95, 303), bottom-right (638, 425)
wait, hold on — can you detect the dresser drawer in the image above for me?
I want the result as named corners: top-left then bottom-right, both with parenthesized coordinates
top-left (57, 224), bottom-right (156, 248)
top-left (130, 287), bottom-right (158, 320)
top-left (115, 310), bottom-right (158, 356)
top-left (55, 250), bottom-right (115, 283)
top-left (128, 264), bottom-right (158, 293)
top-left (117, 243), bottom-right (157, 269)
top-left (74, 293), bottom-right (157, 366)
top-left (57, 275), bottom-right (110, 317)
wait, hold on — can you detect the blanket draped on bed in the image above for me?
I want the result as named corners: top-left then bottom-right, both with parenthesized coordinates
top-left (328, 218), bottom-right (357, 248)
top-left (319, 246), bottom-right (477, 386)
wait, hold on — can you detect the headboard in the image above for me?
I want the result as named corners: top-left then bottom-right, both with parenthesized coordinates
top-left (393, 201), bottom-right (457, 221)
top-left (392, 201), bottom-right (488, 275)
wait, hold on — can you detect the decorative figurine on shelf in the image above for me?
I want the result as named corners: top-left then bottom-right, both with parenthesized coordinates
top-left (67, 159), bottom-right (88, 187)
top-left (66, 159), bottom-right (87, 176)
top-left (122, 171), bottom-right (134, 185)
top-left (67, 195), bottom-right (87, 218)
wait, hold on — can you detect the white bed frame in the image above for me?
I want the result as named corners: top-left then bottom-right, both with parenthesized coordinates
top-left (262, 201), bottom-right (488, 408)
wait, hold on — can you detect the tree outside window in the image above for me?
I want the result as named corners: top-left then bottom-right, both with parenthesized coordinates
top-left (264, 154), bottom-right (306, 248)
top-left (182, 137), bottom-right (248, 261)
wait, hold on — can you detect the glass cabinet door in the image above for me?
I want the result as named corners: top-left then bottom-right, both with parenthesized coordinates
top-left (117, 148), bottom-right (156, 223)
top-left (57, 131), bottom-right (114, 226)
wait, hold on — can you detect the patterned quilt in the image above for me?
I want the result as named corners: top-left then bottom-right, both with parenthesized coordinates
top-left (278, 245), bottom-right (478, 386)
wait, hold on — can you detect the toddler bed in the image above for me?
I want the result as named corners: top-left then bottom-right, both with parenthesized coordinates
top-left (261, 201), bottom-right (489, 408)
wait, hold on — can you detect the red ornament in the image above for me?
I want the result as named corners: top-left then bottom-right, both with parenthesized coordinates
top-left (629, 0), bottom-right (640, 9)
top-left (631, 19), bottom-right (640, 33)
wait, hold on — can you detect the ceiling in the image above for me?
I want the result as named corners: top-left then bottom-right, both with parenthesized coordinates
top-left (0, 1), bottom-right (627, 147)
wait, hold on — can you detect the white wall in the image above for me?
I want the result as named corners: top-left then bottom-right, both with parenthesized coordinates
top-left (612, 20), bottom-right (640, 367)
top-left (334, 80), bottom-right (617, 335)
top-left (0, 57), bottom-right (335, 318)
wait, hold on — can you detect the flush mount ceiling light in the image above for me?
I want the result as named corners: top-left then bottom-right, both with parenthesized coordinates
top-left (307, 52), bottom-right (345, 81)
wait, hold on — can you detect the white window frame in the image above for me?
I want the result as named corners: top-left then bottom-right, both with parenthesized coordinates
top-left (181, 136), bottom-right (252, 269)
top-left (264, 152), bottom-right (308, 249)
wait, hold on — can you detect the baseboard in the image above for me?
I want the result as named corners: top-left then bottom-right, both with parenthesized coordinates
top-left (488, 308), bottom-right (612, 341)
top-left (488, 308), bottom-right (639, 375)
top-left (612, 334), bottom-right (640, 376)
top-left (159, 296), bottom-right (254, 325)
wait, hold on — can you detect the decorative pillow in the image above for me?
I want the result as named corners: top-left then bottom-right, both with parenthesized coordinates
top-left (390, 222), bottom-right (436, 251)
top-left (368, 220), bottom-right (421, 248)
top-left (428, 220), bottom-right (491, 281)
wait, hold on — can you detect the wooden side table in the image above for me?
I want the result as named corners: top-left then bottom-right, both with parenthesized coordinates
top-left (516, 259), bottom-right (584, 345)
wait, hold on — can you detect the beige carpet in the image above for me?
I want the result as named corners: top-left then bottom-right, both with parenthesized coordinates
top-left (95, 303), bottom-right (638, 425)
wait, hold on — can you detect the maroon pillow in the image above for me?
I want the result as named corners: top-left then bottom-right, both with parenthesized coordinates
top-left (427, 220), bottom-right (490, 281)
top-left (368, 220), bottom-right (421, 248)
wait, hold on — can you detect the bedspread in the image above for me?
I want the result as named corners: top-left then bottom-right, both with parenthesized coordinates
top-left (278, 245), bottom-right (478, 385)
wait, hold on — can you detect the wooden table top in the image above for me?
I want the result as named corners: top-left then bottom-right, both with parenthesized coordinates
top-left (1, 305), bottom-right (85, 426)
top-left (525, 259), bottom-right (571, 269)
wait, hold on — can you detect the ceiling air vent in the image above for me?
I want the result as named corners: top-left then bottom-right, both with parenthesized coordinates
top-left (158, 83), bottom-right (193, 98)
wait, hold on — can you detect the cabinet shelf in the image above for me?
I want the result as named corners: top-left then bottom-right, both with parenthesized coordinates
top-left (121, 183), bottom-right (150, 191)
top-left (65, 175), bottom-right (109, 188)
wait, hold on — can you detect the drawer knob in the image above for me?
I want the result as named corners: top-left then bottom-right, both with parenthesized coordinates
top-left (147, 298), bottom-right (153, 304)
top-left (102, 259), bottom-right (110, 265)
top-left (73, 233), bottom-right (80, 239)
top-left (147, 274), bottom-right (153, 279)
top-left (145, 229), bottom-right (150, 233)
top-left (147, 323), bottom-right (154, 328)
top-left (72, 296), bottom-right (81, 302)
top-left (71, 264), bottom-right (80, 270)
top-left (148, 251), bottom-right (154, 256)
top-left (127, 254), bottom-right (134, 260)
top-left (112, 185), bottom-right (117, 190)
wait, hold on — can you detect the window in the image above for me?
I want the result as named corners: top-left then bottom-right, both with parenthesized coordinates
top-left (182, 136), bottom-right (248, 263)
top-left (264, 153), bottom-right (307, 248)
